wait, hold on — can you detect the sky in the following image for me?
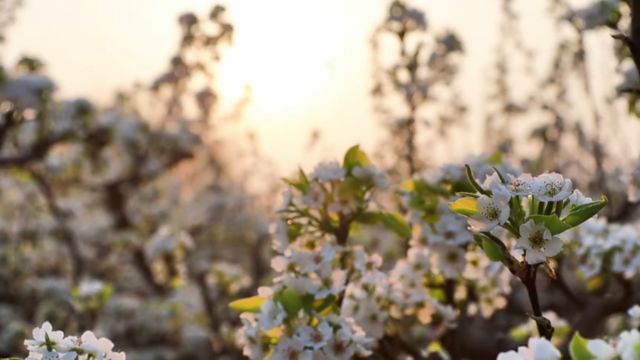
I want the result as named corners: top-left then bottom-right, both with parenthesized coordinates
top-left (4, 0), bottom-right (622, 175)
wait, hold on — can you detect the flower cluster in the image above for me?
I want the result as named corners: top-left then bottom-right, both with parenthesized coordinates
top-left (569, 217), bottom-right (640, 279)
top-left (233, 146), bottom-right (461, 358)
top-left (23, 321), bottom-right (125, 360)
top-left (451, 168), bottom-right (605, 266)
top-left (498, 304), bottom-right (640, 360)
top-left (234, 146), bottom-right (390, 358)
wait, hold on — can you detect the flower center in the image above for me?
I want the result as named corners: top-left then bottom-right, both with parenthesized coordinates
top-left (311, 330), bottom-right (324, 343)
top-left (446, 250), bottom-right (459, 263)
top-left (544, 182), bottom-right (560, 197)
top-left (482, 204), bottom-right (500, 220)
top-left (529, 230), bottom-right (545, 249)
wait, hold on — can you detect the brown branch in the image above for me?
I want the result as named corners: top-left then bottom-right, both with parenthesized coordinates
top-left (613, 1), bottom-right (640, 75)
top-left (0, 133), bottom-right (71, 167)
top-left (29, 169), bottom-right (85, 284)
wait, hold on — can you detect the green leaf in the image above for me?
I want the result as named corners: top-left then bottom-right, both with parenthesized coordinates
top-left (356, 211), bottom-right (412, 239)
top-left (563, 196), bottom-right (608, 228)
top-left (343, 145), bottom-right (370, 171)
top-left (465, 164), bottom-right (489, 195)
top-left (487, 152), bottom-right (502, 165)
top-left (229, 296), bottom-right (265, 313)
top-left (449, 197), bottom-right (478, 217)
top-left (377, 212), bottom-right (412, 239)
top-left (283, 168), bottom-right (309, 193)
top-left (569, 332), bottom-right (595, 360)
top-left (479, 234), bottom-right (509, 261)
top-left (528, 214), bottom-right (571, 235)
top-left (510, 197), bottom-right (525, 226)
top-left (274, 288), bottom-right (304, 317)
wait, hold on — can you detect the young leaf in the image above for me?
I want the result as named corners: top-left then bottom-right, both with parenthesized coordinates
top-left (569, 332), bottom-right (595, 360)
top-left (229, 296), bottom-right (265, 313)
top-left (283, 168), bottom-right (309, 193)
top-left (274, 288), bottom-right (304, 317)
top-left (356, 211), bottom-right (411, 239)
top-left (449, 197), bottom-right (478, 217)
top-left (343, 145), bottom-right (370, 171)
top-left (465, 164), bottom-right (490, 195)
top-left (377, 211), bottom-right (412, 239)
top-left (480, 235), bottom-right (509, 262)
top-left (562, 196), bottom-right (608, 228)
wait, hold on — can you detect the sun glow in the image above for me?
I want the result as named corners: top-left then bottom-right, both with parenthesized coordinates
top-left (217, 1), bottom-right (341, 116)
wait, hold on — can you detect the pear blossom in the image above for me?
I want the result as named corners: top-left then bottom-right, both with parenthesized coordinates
top-left (587, 339), bottom-right (617, 360)
top-left (433, 244), bottom-right (466, 279)
top-left (506, 173), bottom-right (534, 196)
top-left (467, 194), bottom-right (510, 232)
top-left (617, 329), bottom-right (640, 360)
top-left (303, 183), bottom-right (325, 209)
top-left (310, 161), bottom-right (344, 182)
top-left (516, 220), bottom-right (563, 264)
top-left (427, 211), bottom-right (472, 246)
top-left (628, 305), bottom-right (640, 328)
top-left (483, 172), bottom-right (511, 198)
top-left (24, 322), bottom-right (68, 353)
top-left (294, 321), bottom-right (332, 350)
top-left (532, 172), bottom-right (573, 202)
top-left (497, 337), bottom-right (561, 360)
top-left (26, 351), bottom-right (77, 360)
top-left (561, 189), bottom-right (593, 217)
top-left (352, 164), bottom-right (389, 189)
top-left (271, 337), bottom-right (313, 360)
top-left (256, 299), bottom-right (286, 330)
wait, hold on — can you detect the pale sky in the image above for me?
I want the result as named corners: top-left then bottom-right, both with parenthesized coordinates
top-left (5, 0), bottom-right (625, 175)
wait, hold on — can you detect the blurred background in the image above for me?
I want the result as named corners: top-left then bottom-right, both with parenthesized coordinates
top-left (7, 0), bottom-right (638, 173)
top-left (1, 0), bottom-right (639, 358)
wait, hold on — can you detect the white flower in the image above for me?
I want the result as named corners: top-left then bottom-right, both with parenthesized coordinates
top-left (77, 279), bottom-right (105, 298)
top-left (238, 314), bottom-right (264, 359)
top-left (342, 297), bottom-right (386, 339)
top-left (483, 172), bottom-right (511, 199)
top-left (80, 331), bottom-right (115, 360)
top-left (433, 244), bottom-right (466, 279)
top-left (612, 250), bottom-right (640, 279)
top-left (533, 172), bottom-right (573, 202)
top-left (303, 183), bottom-right (325, 209)
top-left (256, 299), bottom-right (286, 330)
top-left (587, 339), bottom-right (617, 360)
top-left (569, 189), bottom-right (593, 207)
top-left (561, 190), bottom-right (594, 217)
top-left (352, 165), bottom-right (389, 189)
top-left (579, 252), bottom-right (604, 279)
top-left (510, 337), bottom-right (561, 360)
top-left (314, 270), bottom-right (347, 299)
top-left (617, 329), bottom-right (640, 360)
top-left (497, 350), bottom-right (523, 360)
top-left (516, 220), bottom-right (563, 264)
top-left (628, 305), bottom-right (640, 328)
top-left (105, 351), bottom-right (126, 360)
top-left (272, 337), bottom-right (313, 360)
top-left (467, 194), bottom-right (510, 232)
top-left (290, 245), bottom-right (335, 274)
top-left (294, 320), bottom-right (332, 350)
top-left (271, 219), bottom-right (289, 253)
top-left (310, 161), bottom-right (344, 182)
top-left (24, 322), bottom-right (68, 353)
top-left (428, 212), bottom-right (472, 246)
top-left (26, 351), bottom-right (77, 360)
top-left (506, 173), bottom-right (534, 196)
top-left (321, 331), bottom-right (356, 360)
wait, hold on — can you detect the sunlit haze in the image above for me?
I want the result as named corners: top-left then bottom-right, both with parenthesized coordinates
top-left (3, 0), bottom-right (616, 174)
